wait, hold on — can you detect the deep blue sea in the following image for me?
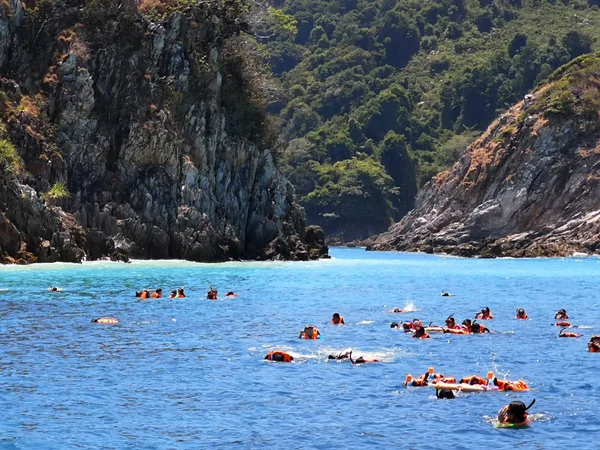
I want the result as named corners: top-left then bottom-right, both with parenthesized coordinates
top-left (1, 248), bottom-right (599, 449)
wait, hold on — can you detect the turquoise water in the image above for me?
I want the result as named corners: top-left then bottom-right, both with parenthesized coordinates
top-left (1, 248), bottom-right (599, 449)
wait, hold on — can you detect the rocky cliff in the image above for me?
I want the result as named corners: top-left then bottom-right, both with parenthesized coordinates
top-left (0, 0), bottom-right (328, 264)
top-left (369, 54), bottom-right (600, 257)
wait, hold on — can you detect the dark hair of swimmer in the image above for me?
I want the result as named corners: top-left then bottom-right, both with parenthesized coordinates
top-left (178, 288), bottom-right (185, 294)
top-left (498, 399), bottom-right (535, 424)
top-left (50, 287), bottom-right (58, 291)
top-left (135, 291), bottom-right (142, 297)
top-left (436, 388), bottom-right (455, 399)
top-left (170, 290), bottom-right (177, 297)
top-left (156, 288), bottom-right (162, 293)
top-left (226, 291), bottom-right (234, 296)
top-left (462, 319), bottom-right (472, 326)
top-left (390, 322), bottom-right (400, 328)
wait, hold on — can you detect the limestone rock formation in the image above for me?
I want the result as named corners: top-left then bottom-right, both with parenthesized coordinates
top-left (369, 54), bottom-right (600, 257)
top-left (0, 0), bottom-right (328, 263)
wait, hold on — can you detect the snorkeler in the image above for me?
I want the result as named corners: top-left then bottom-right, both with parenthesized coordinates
top-left (445, 315), bottom-right (461, 330)
top-left (462, 319), bottom-right (490, 333)
top-left (169, 290), bottom-right (177, 298)
top-left (412, 322), bottom-right (430, 339)
top-left (49, 287), bottom-right (60, 292)
top-left (441, 291), bottom-right (453, 297)
top-left (265, 351), bottom-right (294, 362)
top-left (555, 309), bottom-right (569, 320)
top-left (328, 351), bottom-right (352, 360)
top-left (497, 400), bottom-right (535, 425)
top-left (225, 291), bottom-right (239, 298)
top-left (475, 307), bottom-right (493, 320)
top-left (349, 351), bottom-right (380, 364)
top-left (299, 325), bottom-right (321, 339)
top-left (176, 288), bottom-right (186, 298)
top-left (331, 313), bottom-right (345, 325)
top-left (558, 328), bottom-right (581, 338)
top-left (389, 307), bottom-right (405, 313)
top-left (207, 287), bottom-right (218, 300)
top-left (516, 308), bottom-right (528, 320)
top-left (152, 289), bottom-right (162, 299)
top-left (588, 335), bottom-right (600, 352)
top-left (91, 317), bottom-right (120, 324)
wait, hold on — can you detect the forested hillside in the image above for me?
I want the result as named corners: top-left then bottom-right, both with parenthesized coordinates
top-left (264, 0), bottom-right (600, 240)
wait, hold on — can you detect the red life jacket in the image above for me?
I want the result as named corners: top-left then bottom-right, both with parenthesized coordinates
top-left (460, 375), bottom-right (487, 385)
top-left (265, 351), bottom-right (293, 362)
top-left (516, 314), bottom-right (528, 320)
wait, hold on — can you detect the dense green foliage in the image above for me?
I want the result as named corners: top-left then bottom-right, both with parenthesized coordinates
top-left (264, 0), bottom-right (600, 239)
top-left (0, 117), bottom-right (24, 178)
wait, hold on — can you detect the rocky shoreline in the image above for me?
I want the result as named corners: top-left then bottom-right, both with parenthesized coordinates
top-left (368, 54), bottom-right (600, 259)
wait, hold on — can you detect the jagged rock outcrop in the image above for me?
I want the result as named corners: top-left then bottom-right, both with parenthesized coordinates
top-left (0, 0), bottom-right (328, 263)
top-left (369, 54), bottom-right (600, 257)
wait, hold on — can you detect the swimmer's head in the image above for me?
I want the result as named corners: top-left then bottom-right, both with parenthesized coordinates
top-left (170, 290), bottom-right (177, 297)
top-left (445, 315), bottom-right (455, 325)
top-left (156, 288), bottom-right (162, 294)
top-left (332, 313), bottom-right (341, 321)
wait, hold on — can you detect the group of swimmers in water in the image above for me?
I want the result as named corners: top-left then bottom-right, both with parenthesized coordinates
top-left (133, 286), bottom-right (239, 301)
top-left (82, 284), bottom-right (598, 425)
top-left (132, 287), bottom-right (239, 300)
top-left (84, 286), bottom-right (240, 324)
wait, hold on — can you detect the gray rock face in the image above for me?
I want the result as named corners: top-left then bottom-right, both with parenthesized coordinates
top-left (369, 85), bottom-right (600, 257)
top-left (0, 1), bottom-right (327, 263)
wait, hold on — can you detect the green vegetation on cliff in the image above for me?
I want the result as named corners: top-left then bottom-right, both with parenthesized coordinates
top-left (264, 0), bottom-right (600, 240)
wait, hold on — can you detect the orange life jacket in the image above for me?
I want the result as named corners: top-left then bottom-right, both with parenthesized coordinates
top-left (555, 321), bottom-right (571, 327)
top-left (176, 294), bottom-right (186, 298)
top-left (560, 331), bottom-right (580, 338)
top-left (152, 292), bottom-right (161, 298)
top-left (589, 345), bottom-right (599, 352)
top-left (476, 313), bottom-right (493, 320)
top-left (516, 314), bottom-right (528, 320)
top-left (300, 328), bottom-right (320, 339)
top-left (446, 323), bottom-right (461, 330)
top-left (496, 379), bottom-right (529, 391)
top-left (460, 375), bottom-right (487, 385)
top-left (413, 332), bottom-right (430, 339)
top-left (265, 351), bottom-right (293, 362)
top-left (140, 291), bottom-right (150, 299)
top-left (410, 375), bottom-right (428, 386)
top-left (332, 316), bottom-right (345, 325)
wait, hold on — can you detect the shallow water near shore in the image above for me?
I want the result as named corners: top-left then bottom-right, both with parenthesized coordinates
top-left (1, 248), bottom-right (599, 449)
